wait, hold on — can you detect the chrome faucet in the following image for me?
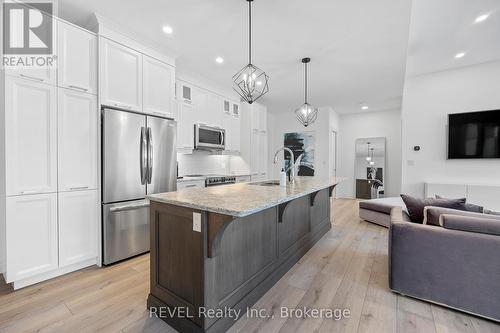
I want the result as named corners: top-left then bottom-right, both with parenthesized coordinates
top-left (273, 147), bottom-right (295, 183)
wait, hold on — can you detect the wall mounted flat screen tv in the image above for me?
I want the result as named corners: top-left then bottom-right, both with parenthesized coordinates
top-left (448, 110), bottom-right (500, 159)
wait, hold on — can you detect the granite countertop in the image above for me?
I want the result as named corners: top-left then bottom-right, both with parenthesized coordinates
top-left (148, 176), bottom-right (346, 217)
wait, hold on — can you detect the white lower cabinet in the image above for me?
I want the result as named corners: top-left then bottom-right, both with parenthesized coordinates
top-left (6, 193), bottom-right (58, 283)
top-left (58, 190), bottom-right (98, 267)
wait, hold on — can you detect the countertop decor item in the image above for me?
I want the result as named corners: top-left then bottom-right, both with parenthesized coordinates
top-left (232, 0), bottom-right (269, 104)
top-left (295, 57), bottom-right (318, 127)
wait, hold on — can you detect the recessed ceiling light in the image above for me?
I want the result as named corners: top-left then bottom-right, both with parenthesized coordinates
top-left (215, 57), bottom-right (224, 64)
top-left (455, 52), bottom-right (466, 59)
top-left (162, 26), bottom-right (173, 34)
top-left (474, 13), bottom-right (490, 23)
top-left (360, 103), bottom-right (369, 110)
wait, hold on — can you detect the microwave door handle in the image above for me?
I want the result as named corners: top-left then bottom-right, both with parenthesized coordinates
top-left (147, 127), bottom-right (153, 184)
top-left (140, 127), bottom-right (147, 185)
top-left (220, 130), bottom-right (224, 146)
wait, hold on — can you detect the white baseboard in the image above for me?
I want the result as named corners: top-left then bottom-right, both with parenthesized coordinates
top-left (12, 258), bottom-right (97, 290)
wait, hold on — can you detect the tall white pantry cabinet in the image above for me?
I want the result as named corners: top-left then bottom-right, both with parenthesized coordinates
top-left (0, 19), bottom-right (99, 289)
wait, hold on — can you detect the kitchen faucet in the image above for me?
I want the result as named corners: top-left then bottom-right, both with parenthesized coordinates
top-left (273, 147), bottom-right (297, 183)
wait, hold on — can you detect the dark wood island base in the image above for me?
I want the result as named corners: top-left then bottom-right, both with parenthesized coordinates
top-left (147, 186), bottom-right (335, 333)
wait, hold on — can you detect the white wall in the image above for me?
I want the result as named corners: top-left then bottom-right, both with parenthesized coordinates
top-left (268, 107), bottom-right (339, 180)
top-left (401, 60), bottom-right (500, 197)
top-left (337, 109), bottom-right (402, 198)
top-left (177, 153), bottom-right (250, 176)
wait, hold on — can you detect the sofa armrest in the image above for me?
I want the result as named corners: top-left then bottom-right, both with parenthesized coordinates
top-left (388, 220), bottom-right (500, 320)
top-left (424, 206), bottom-right (500, 226)
top-left (440, 214), bottom-right (500, 236)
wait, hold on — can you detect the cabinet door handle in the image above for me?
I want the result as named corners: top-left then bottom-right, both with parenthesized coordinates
top-left (19, 74), bottom-right (44, 82)
top-left (70, 186), bottom-right (89, 190)
top-left (19, 190), bottom-right (40, 195)
top-left (110, 203), bottom-right (149, 212)
top-left (185, 184), bottom-right (197, 188)
top-left (114, 103), bottom-right (132, 110)
top-left (69, 85), bottom-right (89, 92)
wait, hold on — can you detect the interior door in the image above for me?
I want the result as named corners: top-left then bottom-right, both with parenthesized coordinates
top-left (146, 116), bottom-right (177, 194)
top-left (103, 108), bottom-right (146, 203)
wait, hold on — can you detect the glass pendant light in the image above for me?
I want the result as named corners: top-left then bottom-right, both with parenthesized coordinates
top-left (366, 142), bottom-right (372, 161)
top-left (295, 58), bottom-right (318, 127)
top-left (233, 0), bottom-right (269, 104)
top-left (369, 148), bottom-right (375, 165)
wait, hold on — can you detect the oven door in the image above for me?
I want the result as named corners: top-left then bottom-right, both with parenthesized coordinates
top-left (194, 124), bottom-right (225, 150)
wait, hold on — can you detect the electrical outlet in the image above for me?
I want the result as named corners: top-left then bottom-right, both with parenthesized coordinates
top-left (193, 212), bottom-right (201, 232)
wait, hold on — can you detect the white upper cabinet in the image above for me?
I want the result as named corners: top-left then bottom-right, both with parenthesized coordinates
top-left (58, 89), bottom-right (97, 192)
top-left (231, 114), bottom-right (241, 152)
top-left (4, 11), bottom-right (56, 85)
top-left (58, 21), bottom-right (97, 94)
top-left (100, 37), bottom-right (143, 111)
top-left (58, 190), bottom-right (98, 267)
top-left (5, 76), bottom-right (57, 196)
top-left (176, 100), bottom-right (196, 150)
top-left (6, 193), bottom-right (58, 282)
top-left (143, 55), bottom-right (175, 118)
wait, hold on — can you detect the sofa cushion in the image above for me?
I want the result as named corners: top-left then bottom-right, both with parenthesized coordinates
top-left (440, 214), bottom-right (500, 236)
top-left (424, 206), bottom-right (500, 226)
top-left (400, 194), bottom-right (467, 223)
top-left (484, 209), bottom-right (500, 216)
top-left (435, 195), bottom-right (484, 213)
top-left (359, 200), bottom-right (395, 215)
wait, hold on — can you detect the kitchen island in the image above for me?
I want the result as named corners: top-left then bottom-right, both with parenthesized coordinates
top-left (147, 177), bottom-right (344, 333)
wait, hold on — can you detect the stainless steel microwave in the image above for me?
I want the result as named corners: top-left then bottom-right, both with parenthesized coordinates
top-left (194, 124), bottom-right (225, 150)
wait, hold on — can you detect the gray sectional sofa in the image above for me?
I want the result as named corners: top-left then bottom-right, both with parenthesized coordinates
top-left (389, 206), bottom-right (500, 322)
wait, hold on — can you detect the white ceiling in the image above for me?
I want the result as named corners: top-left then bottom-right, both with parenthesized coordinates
top-left (406, 0), bottom-right (500, 77)
top-left (58, 0), bottom-right (412, 114)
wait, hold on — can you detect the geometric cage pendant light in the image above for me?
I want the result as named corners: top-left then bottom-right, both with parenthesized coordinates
top-left (232, 0), bottom-right (270, 104)
top-left (295, 57), bottom-right (318, 127)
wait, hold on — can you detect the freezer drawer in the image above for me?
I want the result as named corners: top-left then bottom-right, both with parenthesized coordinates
top-left (103, 200), bottom-right (149, 265)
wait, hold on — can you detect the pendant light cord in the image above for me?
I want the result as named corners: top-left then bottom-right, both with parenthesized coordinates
top-left (248, 0), bottom-right (252, 64)
top-left (304, 62), bottom-right (308, 104)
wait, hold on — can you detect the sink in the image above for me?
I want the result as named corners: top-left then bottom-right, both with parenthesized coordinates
top-left (249, 180), bottom-right (282, 186)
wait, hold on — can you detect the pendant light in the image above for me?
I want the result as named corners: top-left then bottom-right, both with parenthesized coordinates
top-left (295, 58), bottom-right (318, 127)
top-left (366, 142), bottom-right (372, 162)
top-left (369, 148), bottom-right (375, 166)
top-left (233, 0), bottom-right (269, 104)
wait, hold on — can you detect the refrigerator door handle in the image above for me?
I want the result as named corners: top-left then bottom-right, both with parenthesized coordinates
top-left (147, 127), bottom-right (153, 184)
top-left (140, 127), bottom-right (147, 185)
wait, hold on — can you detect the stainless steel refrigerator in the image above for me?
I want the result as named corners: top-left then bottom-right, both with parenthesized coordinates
top-left (102, 108), bottom-right (176, 265)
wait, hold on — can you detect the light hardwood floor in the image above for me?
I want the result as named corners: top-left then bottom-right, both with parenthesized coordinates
top-left (0, 199), bottom-right (498, 333)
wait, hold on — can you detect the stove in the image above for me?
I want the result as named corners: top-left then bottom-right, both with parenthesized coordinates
top-left (205, 175), bottom-right (236, 187)
top-left (183, 174), bottom-right (237, 187)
